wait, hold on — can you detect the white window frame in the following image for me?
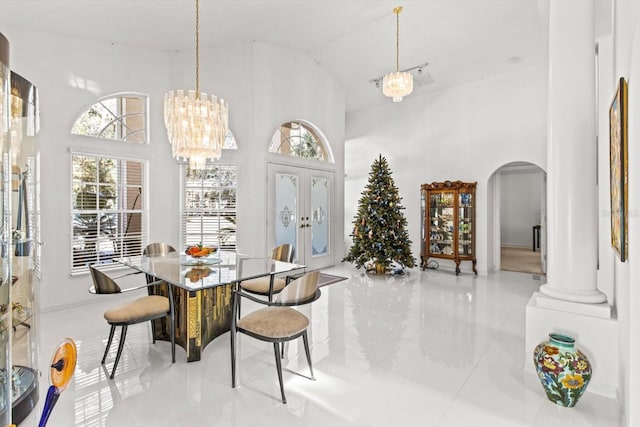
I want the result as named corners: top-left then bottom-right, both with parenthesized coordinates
top-left (71, 92), bottom-right (149, 144)
top-left (70, 152), bottom-right (148, 275)
top-left (179, 163), bottom-right (237, 251)
top-left (268, 120), bottom-right (334, 163)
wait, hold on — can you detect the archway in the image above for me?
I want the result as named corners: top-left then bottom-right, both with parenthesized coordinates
top-left (487, 161), bottom-right (547, 275)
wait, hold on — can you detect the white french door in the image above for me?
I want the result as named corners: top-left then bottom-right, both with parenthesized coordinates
top-left (267, 163), bottom-right (334, 270)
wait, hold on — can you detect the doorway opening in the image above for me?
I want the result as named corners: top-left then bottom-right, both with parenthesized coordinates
top-left (487, 162), bottom-right (546, 275)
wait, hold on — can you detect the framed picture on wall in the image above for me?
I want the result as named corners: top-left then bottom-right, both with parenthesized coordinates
top-left (609, 76), bottom-right (628, 262)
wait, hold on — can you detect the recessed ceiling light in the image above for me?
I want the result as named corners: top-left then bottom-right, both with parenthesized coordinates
top-left (507, 56), bottom-right (522, 64)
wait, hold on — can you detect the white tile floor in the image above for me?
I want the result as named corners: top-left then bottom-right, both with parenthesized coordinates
top-left (22, 265), bottom-right (621, 426)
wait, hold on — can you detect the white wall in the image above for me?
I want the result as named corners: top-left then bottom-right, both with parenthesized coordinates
top-left (2, 31), bottom-right (345, 310)
top-left (499, 168), bottom-right (543, 248)
top-left (2, 28), bottom-right (178, 310)
top-left (252, 42), bottom-right (346, 262)
top-left (615, 1), bottom-right (640, 424)
top-left (173, 41), bottom-right (345, 262)
top-left (345, 63), bottom-right (547, 275)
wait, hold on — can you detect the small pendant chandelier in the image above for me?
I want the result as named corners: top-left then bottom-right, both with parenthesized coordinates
top-left (164, 0), bottom-right (229, 170)
top-left (382, 6), bottom-right (413, 103)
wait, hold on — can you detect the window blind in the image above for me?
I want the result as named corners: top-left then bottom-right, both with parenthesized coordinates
top-left (181, 164), bottom-right (237, 251)
top-left (71, 153), bottom-right (148, 274)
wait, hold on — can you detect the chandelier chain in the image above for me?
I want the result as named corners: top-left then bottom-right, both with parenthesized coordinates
top-left (164, 0), bottom-right (229, 169)
top-left (195, 0), bottom-right (200, 98)
top-left (381, 6), bottom-right (413, 103)
top-left (395, 9), bottom-right (400, 72)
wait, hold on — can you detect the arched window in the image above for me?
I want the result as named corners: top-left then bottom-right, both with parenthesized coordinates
top-left (69, 93), bottom-right (150, 273)
top-left (71, 93), bottom-right (147, 143)
top-left (268, 120), bottom-right (332, 162)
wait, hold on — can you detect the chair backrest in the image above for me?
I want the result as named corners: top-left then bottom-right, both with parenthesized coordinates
top-left (275, 271), bottom-right (319, 305)
top-left (142, 243), bottom-right (176, 288)
top-left (143, 243), bottom-right (176, 257)
top-left (271, 244), bottom-right (294, 263)
top-left (89, 265), bottom-right (122, 294)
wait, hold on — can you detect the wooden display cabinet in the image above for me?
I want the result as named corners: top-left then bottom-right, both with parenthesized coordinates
top-left (420, 181), bottom-right (477, 275)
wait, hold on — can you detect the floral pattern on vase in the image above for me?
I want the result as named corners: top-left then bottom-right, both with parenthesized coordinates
top-left (533, 333), bottom-right (592, 408)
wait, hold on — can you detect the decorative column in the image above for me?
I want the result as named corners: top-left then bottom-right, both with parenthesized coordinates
top-left (525, 1), bottom-right (617, 399)
top-left (540, 0), bottom-right (607, 304)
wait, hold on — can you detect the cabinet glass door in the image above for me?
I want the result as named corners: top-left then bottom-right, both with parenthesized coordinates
top-left (0, 32), bottom-right (11, 427)
top-left (429, 191), bottom-right (455, 256)
top-left (7, 71), bottom-right (39, 425)
top-left (458, 191), bottom-right (473, 256)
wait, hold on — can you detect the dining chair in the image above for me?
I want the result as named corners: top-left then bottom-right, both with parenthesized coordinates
top-left (89, 264), bottom-right (176, 379)
top-left (143, 242), bottom-right (176, 258)
top-left (142, 243), bottom-right (177, 344)
top-left (238, 243), bottom-right (294, 301)
top-left (142, 243), bottom-right (176, 286)
top-left (231, 270), bottom-right (320, 404)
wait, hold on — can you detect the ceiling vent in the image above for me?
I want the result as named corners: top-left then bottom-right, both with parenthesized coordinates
top-left (413, 69), bottom-right (434, 87)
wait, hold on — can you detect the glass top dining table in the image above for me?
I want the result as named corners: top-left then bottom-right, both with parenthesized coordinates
top-left (115, 250), bottom-right (306, 362)
top-left (116, 250), bottom-right (306, 291)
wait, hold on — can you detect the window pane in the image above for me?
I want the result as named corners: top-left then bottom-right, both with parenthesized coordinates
top-left (182, 164), bottom-right (237, 250)
top-left (126, 186), bottom-right (144, 210)
top-left (124, 160), bottom-right (143, 185)
top-left (98, 185), bottom-right (116, 208)
top-left (72, 156), bottom-right (97, 182)
top-left (71, 153), bottom-right (147, 273)
top-left (268, 121), bottom-right (331, 162)
top-left (71, 94), bottom-right (147, 144)
top-left (73, 184), bottom-right (97, 209)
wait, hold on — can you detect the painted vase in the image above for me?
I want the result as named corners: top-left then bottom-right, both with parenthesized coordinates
top-left (533, 333), bottom-right (592, 407)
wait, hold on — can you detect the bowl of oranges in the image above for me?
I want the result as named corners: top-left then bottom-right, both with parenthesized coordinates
top-left (183, 244), bottom-right (219, 265)
top-left (185, 244), bottom-right (217, 258)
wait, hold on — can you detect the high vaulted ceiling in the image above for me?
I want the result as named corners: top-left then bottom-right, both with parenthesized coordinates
top-left (0, 0), bottom-right (548, 113)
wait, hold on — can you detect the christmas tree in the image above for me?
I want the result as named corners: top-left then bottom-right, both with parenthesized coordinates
top-left (343, 155), bottom-right (415, 273)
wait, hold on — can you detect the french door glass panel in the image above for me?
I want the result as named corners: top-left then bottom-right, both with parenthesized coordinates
top-left (310, 176), bottom-right (329, 256)
top-left (274, 173), bottom-right (298, 251)
top-left (269, 163), bottom-right (333, 269)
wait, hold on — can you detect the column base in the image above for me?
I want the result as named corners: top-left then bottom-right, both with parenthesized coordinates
top-left (539, 283), bottom-right (608, 305)
top-left (536, 288), bottom-right (611, 318)
top-left (525, 292), bottom-right (618, 398)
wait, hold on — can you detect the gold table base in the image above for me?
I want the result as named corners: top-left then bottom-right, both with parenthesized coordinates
top-left (151, 283), bottom-right (234, 362)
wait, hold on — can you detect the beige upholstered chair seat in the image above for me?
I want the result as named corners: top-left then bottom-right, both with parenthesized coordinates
top-left (240, 277), bottom-right (287, 294)
top-left (232, 271), bottom-right (320, 404)
top-left (237, 307), bottom-right (309, 339)
top-left (91, 246), bottom-right (176, 380)
top-left (103, 296), bottom-right (169, 324)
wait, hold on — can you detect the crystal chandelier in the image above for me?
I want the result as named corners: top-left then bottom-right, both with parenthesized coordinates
top-left (382, 6), bottom-right (413, 103)
top-left (164, 0), bottom-right (228, 170)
